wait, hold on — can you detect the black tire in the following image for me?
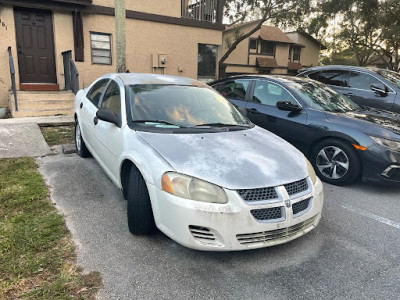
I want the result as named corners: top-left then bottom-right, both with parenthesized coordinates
top-left (311, 139), bottom-right (361, 186)
top-left (127, 167), bottom-right (156, 235)
top-left (75, 119), bottom-right (91, 158)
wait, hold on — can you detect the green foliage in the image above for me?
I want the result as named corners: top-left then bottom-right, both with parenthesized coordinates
top-left (0, 157), bottom-right (102, 299)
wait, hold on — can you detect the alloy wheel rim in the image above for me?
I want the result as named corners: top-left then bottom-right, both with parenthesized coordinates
top-left (316, 146), bottom-right (349, 180)
top-left (75, 124), bottom-right (81, 152)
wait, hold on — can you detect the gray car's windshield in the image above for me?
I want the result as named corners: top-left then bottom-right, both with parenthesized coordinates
top-left (287, 81), bottom-right (360, 112)
top-left (126, 85), bottom-right (250, 128)
top-left (376, 70), bottom-right (400, 89)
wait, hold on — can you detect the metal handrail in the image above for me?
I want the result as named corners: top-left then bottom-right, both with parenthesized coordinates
top-left (7, 47), bottom-right (18, 111)
top-left (62, 50), bottom-right (80, 94)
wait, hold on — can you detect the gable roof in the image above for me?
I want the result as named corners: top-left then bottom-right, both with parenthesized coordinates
top-left (286, 31), bottom-right (327, 50)
top-left (260, 26), bottom-right (294, 44)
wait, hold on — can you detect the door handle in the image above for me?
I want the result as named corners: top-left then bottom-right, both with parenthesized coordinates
top-left (80, 102), bottom-right (83, 109)
top-left (249, 108), bottom-right (258, 113)
top-left (93, 117), bottom-right (98, 125)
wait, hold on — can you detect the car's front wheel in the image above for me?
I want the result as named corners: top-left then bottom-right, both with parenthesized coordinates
top-left (127, 167), bottom-right (156, 235)
top-left (312, 139), bottom-right (361, 186)
top-left (75, 119), bottom-right (91, 158)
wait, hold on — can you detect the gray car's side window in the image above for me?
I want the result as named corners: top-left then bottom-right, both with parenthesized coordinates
top-left (87, 79), bottom-right (109, 107)
top-left (348, 71), bottom-right (383, 91)
top-left (318, 70), bottom-right (349, 87)
top-left (100, 80), bottom-right (121, 117)
top-left (217, 79), bottom-right (250, 101)
top-left (252, 80), bottom-right (296, 107)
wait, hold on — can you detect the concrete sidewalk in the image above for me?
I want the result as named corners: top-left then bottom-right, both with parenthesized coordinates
top-left (0, 115), bottom-right (74, 158)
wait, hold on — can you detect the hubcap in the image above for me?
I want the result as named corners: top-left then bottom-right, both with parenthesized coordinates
top-left (316, 146), bottom-right (349, 180)
top-left (75, 124), bottom-right (81, 152)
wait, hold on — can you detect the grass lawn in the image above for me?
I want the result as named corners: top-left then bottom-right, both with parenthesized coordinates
top-left (40, 125), bottom-right (75, 146)
top-left (0, 157), bottom-right (102, 299)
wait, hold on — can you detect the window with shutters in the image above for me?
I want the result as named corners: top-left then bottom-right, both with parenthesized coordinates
top-left (90, 32), bottom-right (112, 65)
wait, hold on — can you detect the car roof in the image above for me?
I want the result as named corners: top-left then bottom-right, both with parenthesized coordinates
top-left (210, 74), bottom-right (313, 85)
top-left (299, 65), bottom-right (382, 74)
top-left (102, 73), bottom-right (208, 87)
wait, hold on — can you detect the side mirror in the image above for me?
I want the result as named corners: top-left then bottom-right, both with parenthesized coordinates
top-left (277, 101), bottom-right (303, 112)
top-left (237, 106), bottom-right (248, 116)
top-left (370, 83), bottom-right (388, 96)
top-left (96, 109), bottom-right (121, 127)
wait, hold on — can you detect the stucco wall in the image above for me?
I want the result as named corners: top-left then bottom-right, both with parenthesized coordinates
top-left (286, 33), bottom-right (321, 67)
top-left (0, 5), bottom-right (18, 108)
top-left (92, 0), bottom-right (181, 18)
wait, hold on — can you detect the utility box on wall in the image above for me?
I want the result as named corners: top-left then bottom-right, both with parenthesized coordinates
top-left (158, 54), bottom-right (167, 68)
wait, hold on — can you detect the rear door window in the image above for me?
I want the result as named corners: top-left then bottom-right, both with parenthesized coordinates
top-left (318, 70), bottom-right (349, 87)
top-left (307, 72), bottom-right (320, 80)
top-left (216, 79), bottom-right (250, 101)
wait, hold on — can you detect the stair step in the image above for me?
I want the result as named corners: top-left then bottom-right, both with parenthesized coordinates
top-left (16, 99), bottom-right (74, 110)
top-left (11, 108), bottom-right (74, 118)
top-left (11, 91), bottom-right (75, 101)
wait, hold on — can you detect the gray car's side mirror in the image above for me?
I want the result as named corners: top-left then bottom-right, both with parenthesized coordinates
top-left (96, 109), bottom-right (121, 127)
top-left (277, 101), bottom-right (303, 112)
top-left (370, 83), bottom-right (388, 96)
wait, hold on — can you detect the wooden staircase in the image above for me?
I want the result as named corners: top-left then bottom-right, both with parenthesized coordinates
top-left (9, 91), bottom-right (75, 118)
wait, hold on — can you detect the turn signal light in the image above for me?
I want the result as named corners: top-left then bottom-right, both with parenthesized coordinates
top-left (352, 144), bottom-right (367, 151)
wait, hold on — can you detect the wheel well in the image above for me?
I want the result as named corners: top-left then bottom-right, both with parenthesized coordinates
top-left (120, 160), bottom-right (140, 200)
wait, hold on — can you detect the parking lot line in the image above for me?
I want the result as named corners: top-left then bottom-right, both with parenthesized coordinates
top-left (340, 204), bottom-right (400, 230)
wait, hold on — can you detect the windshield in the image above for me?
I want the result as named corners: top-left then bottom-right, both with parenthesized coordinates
top-left (126, 85), bottom-right (250, 128)
top-left (287, 81), bottom-right (360, 112)
top-left (376, 69), bottom-right (400, 89)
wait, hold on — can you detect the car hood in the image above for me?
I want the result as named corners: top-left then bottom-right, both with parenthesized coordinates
top-left (137, 126), bottom-right (308, 190)
top-left (329, 108), bottom-right (400, 136)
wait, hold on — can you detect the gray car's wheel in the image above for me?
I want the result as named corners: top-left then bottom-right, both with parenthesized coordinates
top-left (312, 139), bottom-right (361, 186)
top-left (75, 119), bottom-right (91, 158)
top-left (127, 167), bottom-right (156, 235)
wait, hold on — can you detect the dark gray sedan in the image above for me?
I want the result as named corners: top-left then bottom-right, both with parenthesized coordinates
top-left (210, 75), bottom-right (400, 186)
top-left (297, 65), bottom-right (400, 113)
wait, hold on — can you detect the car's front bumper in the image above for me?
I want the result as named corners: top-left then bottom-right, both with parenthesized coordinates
top-left (147, 177), bottom-right (324, 251)
top-left (361, 145), bottom-right (400, 185)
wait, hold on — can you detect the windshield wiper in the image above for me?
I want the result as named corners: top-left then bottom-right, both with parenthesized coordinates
top-left (193, 122), bottom-right (250, 128)
top-left (132, 119), bottom-right (185, 127)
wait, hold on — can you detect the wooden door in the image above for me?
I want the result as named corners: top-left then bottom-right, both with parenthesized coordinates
top-left (14, 8), bottom-right (57, 84)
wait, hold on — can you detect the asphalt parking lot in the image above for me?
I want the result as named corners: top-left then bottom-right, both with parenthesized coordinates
top-left (39, 153), bottom-right (400, 300)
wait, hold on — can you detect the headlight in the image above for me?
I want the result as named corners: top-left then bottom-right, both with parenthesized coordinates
top-left (370, 136), bottom-right (400, 152)
top-left (161, 172), bottom-right (228, 204)
top-left (305, 158), bottom-right (317, 185)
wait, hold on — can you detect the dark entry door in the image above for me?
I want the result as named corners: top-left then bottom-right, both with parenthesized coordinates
top-left (14, 8), bottom-right (57, 84)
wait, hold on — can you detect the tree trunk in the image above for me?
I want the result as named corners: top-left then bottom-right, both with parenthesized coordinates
top-left (115, 0), bottom-right (126, 73)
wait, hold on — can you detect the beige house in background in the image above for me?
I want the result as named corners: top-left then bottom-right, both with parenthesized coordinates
top-left (0, 0), bottom-right (225, 117)
top-left (222, 21), bottom-right (326, 77)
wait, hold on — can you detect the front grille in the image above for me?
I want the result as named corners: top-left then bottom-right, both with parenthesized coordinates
top-left (250, 207), bottom-right (283, 221)
top-left (189, 225), bottom-right (215, 241)
top-left (237, 214), bottom-right (318, 246)
top-left (237, 187), bottom-right (278, 202)
top-left (292, 198), bottom-right (311, 215)
top-left (284, 178), bottom-right (308, 196)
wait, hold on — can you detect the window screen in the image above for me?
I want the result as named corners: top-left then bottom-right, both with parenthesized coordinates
top-left (91, 33), bottom-right (112, 65)
top-left (198, 44), bottom-right (218, 82)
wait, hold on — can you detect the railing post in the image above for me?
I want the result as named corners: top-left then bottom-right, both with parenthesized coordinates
top-left (7, 47), bottom-right (18, 111)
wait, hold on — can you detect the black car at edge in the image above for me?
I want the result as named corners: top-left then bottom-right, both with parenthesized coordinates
top-left (297, 65), bottom-right (400, 114)
top-left (210, 75), bottom-right (400, 185)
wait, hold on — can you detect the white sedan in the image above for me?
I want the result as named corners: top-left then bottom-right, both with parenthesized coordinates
top-left (74, 73), bottom-right (324, 251)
